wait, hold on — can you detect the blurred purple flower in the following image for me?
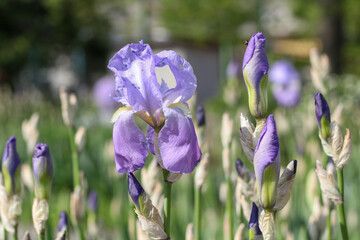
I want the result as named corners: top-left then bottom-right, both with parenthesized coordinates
top-left (108, 41), bottom-right (201, 174)
top-left (33, 143), bottom-right (53, 199)
top-left (93, 75), bottom-right (117, 110)
top-left (254, 114), bottom-right (280, 210)
top-left (88, 190), bottom-right (98, 212)
top-left (242, 33), bottom-right (269, 119)
top-left (2, 136), bottom-right (21, 195)
top-left (269, 60), bottom-right (301, 107)
top-left (226, 58), bottom-right (240, 79)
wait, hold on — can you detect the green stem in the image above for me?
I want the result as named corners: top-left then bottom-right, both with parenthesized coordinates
top-left (336, 168), bottom-right (349, 240)
top-left (11, 225), bottom-right (17, 240)
top-left (163, 170), bottom-right (172, 238)
top-left (194, 186), bottom-right (201, 240)
top-left (67, 127), bottom-right (80, 188)
top-left (76, 226), bottom-right (85, 240)
top-left (226, 177), bottom-right (233, 240)
top-left (327, 208), bottom-right (332, 240)
top-left (38, 230), bottom-right (46, 240)
top-left (4, 228), bottom-right (7, 240)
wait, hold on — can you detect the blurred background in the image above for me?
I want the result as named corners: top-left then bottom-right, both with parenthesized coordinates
top-left (1, 0), bottom-right (360, 239)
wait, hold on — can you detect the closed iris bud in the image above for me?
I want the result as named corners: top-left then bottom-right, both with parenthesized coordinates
top-left (249, 202), bottom-right (262, 239)
top-left (33, 143), bottom-right (53, 199)
top-left (253, 115), bottom-right (281, 211)
top-left (58, 211), bottom-right (69, 232)
top-left (128, 173), bottom-right (146, 212)
top-left (315, 92), bottom-right (331, 139)
top-left (242, 33), bottom-right (269, 119)
top-left (2, 136), bottom-right (21, 195)
top-left (196, 105), bottom-right (206, 127)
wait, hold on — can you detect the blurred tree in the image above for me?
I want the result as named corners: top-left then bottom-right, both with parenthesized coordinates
top-left (0, 0), bottom-right (111, 89)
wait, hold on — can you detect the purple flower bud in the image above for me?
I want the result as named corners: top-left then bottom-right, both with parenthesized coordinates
top-left (58, 211), bottom-right (69, 232)
top-left (2, 136), bottom-right (21, 195)
top-left (315, 92), bottom-right (331, 139)
top-left (249, 202), bottom-right (261, 236)
top-left (88, 190), bottom-right (98, 212)
top-left (128, 173), bottom-right (144, 210)
top-left (196, 105), bottom-right (206, 127)
top-left (33, 143), bottom-right (53, 199)
top-left (254, 114), bottom-right (281, 210)
top-left (235, 158), bottom-right (249, 180)
top-left (242, 33), bottom-right (269, 119)
top-left (269, 60), bottom-right (301, 107)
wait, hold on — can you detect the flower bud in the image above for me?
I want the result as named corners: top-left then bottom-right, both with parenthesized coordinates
top-left (88, 190), bottom-right (98, 213)
top-left (32, 143), bottom-right (53, 200)
top-left (195, 105), bottom-right (206, 127)
top-left (235, 158), bottom-right (250, 181)
top-left (2, 137), bottom-right (21, 196)
top-left (315, 92), bottom-right (331, 139)
top-left (249, 202), bottom-right (262, 239)
top-left (58, 211), bottom-right (69, 232)
top-left (56, 211), bottom-right (69, 240)
top-left (128, 173), bottom-right (168, 239)
top-left (242, 33), bottom-right (269, 119)
top-left (253, 115), bottom-right (280, 211)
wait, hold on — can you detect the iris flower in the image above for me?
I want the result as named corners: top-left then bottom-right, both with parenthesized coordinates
top-left (268, 60), bottom-right (301, 107)
top-left (108, 41), bottom-right (201, 174)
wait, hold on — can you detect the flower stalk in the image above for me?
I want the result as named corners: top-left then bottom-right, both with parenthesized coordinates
top-left (162, 170), bottom-right (172, 238)
top-left (336, 168), bottom-right (348, 240)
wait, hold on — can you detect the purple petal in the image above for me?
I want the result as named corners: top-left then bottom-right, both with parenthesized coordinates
top-left (254, 115), bottom-right (281, 191)
top-left (146, 126), bottom-right (155, 155)
top-left (113, 110), bottom-right (148, 174)
top-left (272, 80), bottom-right (301, 107)
top-left (314, 92), bottom-right (331, 128)
top-left (154, 51), bottom-right (197, 106)
top-left (242, 33), bottom-right (269, 88)
top-left (108, 41), bottom-right (162, 115)
top-left (92, 75), bottom-right (118, 110)
top-left (157, 107), bottom-right (201, 173)
top-left (268, 60), bottom-right (300, 85)
top-left (128, 173), bottom-right (144, 209)
top-left (58, 211), bottom-right (69, 232)
top-left (226, 58), bottom-right (240, 79)
top-left (2, 136), bottom-right (21, 180)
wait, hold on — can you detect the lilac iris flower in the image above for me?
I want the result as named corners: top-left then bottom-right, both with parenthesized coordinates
top-left (108, 41), bottom-right (201, 174)
top-left (269, 60), bottom-right (301, 107)
top-left (2, 136), bottom-right (21, 195)
top-left (253, 114), bottom-right (281, 210)
top-left (33, 143), bottom-right (53, 199)
top-left (314, 92), bottom-right (331, 139)
top-left (242, 33), bottom-right (269, 119)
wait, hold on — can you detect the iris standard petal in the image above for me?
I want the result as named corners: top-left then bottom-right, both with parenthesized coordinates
top-left (157, 107), bottom-right (201, 174)
top-left (113, 109), bottom-right (148, 174)
top-left (154, 51), bottom-right (197, 106)
top-left (108, 42), bottom-right (162, 115)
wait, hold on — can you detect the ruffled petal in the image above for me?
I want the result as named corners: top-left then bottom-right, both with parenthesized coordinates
top-left (108, 42), bottom-right (162, 115)
top-left (146, 126), bottom-right (155, 155)
top-left (154, 51), bottom-right (197, 106)
top-left (157, 107), bottom-right (201, 173)
top-left (113, 109), bottom-right (148, 174)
